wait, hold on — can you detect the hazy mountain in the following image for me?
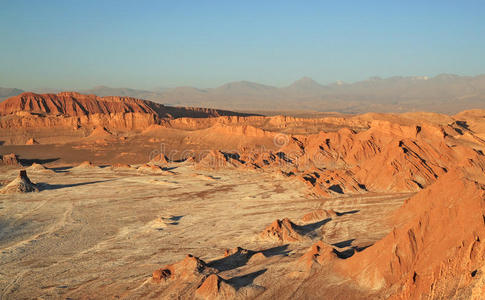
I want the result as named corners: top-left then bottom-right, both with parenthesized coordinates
top-left (79, 86), bottom-right (161, 100)
top-left (156, 74), bottom-right (485, 113)
top-left (283, 77), bottom-right (328, 95)
top-left (0, 87), bottom-right (24, 100)
top-left (2, 74), bottom-right (485, 113)
top-left (213, 81), bottom-right (277, 95)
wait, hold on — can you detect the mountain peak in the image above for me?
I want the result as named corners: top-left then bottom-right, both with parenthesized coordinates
top-left (215, 81), bottom-right (276, 93)
top-left (294, 76), bottom-right (318, 84)
top-left (286, 77), bottom-right (326, 92)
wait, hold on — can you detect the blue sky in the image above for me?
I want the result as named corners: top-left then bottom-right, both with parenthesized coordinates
top-left (0, 0), bottom-right (484, 90)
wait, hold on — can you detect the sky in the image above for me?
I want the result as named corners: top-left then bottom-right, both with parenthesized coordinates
top-left (0, 0), bottom-right (484, 90)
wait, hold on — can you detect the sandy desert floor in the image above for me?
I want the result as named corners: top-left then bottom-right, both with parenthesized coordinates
top-left (0, 163), bottom-right (411, 299)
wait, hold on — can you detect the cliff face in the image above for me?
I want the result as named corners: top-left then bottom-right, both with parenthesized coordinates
top-left (0, 92), bottom-right (159, 116)
top-left (0, 91), bottom-right (253, 118)
top-left (0, 92), bottom-right (255, 132)
top-left (0, 111), bottom-right (159, 130)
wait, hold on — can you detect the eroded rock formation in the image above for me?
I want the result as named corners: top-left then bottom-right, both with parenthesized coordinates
top-left (1, 170), bottom-right (39, 193)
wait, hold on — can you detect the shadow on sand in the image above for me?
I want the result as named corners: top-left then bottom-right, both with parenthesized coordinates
top-left (37, 179), bottom-right (116, 191)
top-left (19, 157), bottom-right (60, 165)
top-left (332, 238), bottom-right (372, 259)
top-left (226, 269), bottom-right (267, 289)
top-left (208, 244), bottom-right (290, 272)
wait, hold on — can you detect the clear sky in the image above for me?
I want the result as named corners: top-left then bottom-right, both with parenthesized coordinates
top-left (1, 0), bottom-right (484, 90)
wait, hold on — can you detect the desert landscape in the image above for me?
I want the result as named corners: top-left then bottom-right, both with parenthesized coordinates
top-left (1, 91), bottom-right (485, 299)
top-left (2, 1), bottom-right (485, 299)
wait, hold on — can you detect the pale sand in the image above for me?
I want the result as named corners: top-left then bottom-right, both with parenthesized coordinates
top-left (0, 164), bottom-right (408, 299)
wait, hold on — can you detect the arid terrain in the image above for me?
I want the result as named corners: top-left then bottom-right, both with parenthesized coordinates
top-left (1, 92), bottom-right (485, 299)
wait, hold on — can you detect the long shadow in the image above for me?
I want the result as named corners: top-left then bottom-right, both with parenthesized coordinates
top-left (335, 248), bottom-right (355, 259)
top-left (298, 218), bottom-right (332, 234)
top-left (332, 239), bottom-right (373, 259)
top-left (37, 179), bottom-right (115, 191)
top-left (167, 215), bottom-right (183, 221)
top-left (226, 269), bottom-right (267, 289)
top-left (336, 210), bottom-right (360, 216)
top-left (260, 244), bottom-right (290, 257)
top-left (208, 248), bottom-right (256, 272)
top-left (332, 239), bottom-right (355, 248)
top-left (162, 166), bottom-right (178, 171)
top-left (20, 157), bottom-right (59, 165)
top-left (208, 245), bottom-right (290, 272)
top-left (50, 166), bottom-right (73, 173)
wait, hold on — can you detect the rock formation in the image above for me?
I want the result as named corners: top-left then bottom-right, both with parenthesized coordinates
top-left (152, 254), bottom-right (216, 283)
top-left (260, 218), bottom-right (305, 243)
top-left (0, 170), bottom-right (39, 193)
top-left (301, 209), bottom-right (338, 223)
top-left (149, 153), bottom-right (168, 165)
top-left (0, 153), bottom-right (20, 166)
top-left (298, 241), bottom-right (337, 270)
top-left (195, 274), bottom-right (237, 300)
top-left (137, 164), bottom-right (169, 174)
top-left (196, 150), bottom-right (244, 170)
top-left (27, 163), bottom-right (54, 173)
top-left (25, 137), bottom-right (39, 145)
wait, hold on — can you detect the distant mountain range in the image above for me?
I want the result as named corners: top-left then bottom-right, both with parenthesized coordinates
top-left (0, 87), bottom-right (24, 100)
top-left (2, 74), bottom-right (485, 114)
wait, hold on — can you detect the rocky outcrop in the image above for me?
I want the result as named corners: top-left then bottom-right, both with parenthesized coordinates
top-left (0, 153), bottom-right (20, 166)
top-left (260, 218), bottom-right (305, 243)
top-left (137, 164), bottom-right (171, 174)
top-left (196, 151), bottom-right (244, 170)
top-left (298, 241), bottom-right (337, 270)
top-left (27, 163), bottom-right (54, 173)
top-left (0, 170), bottom-right (39, 193)
top-left (25, 137), bottom-right (39, 145)
top-left (301, 209), bottom-right (338, 223)
top-left (149, 154), bottom-right (168, 165)
top-left (195, 274), bottom-right (237, 300)
top-left (152, 254), bottom-right (217, 283)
